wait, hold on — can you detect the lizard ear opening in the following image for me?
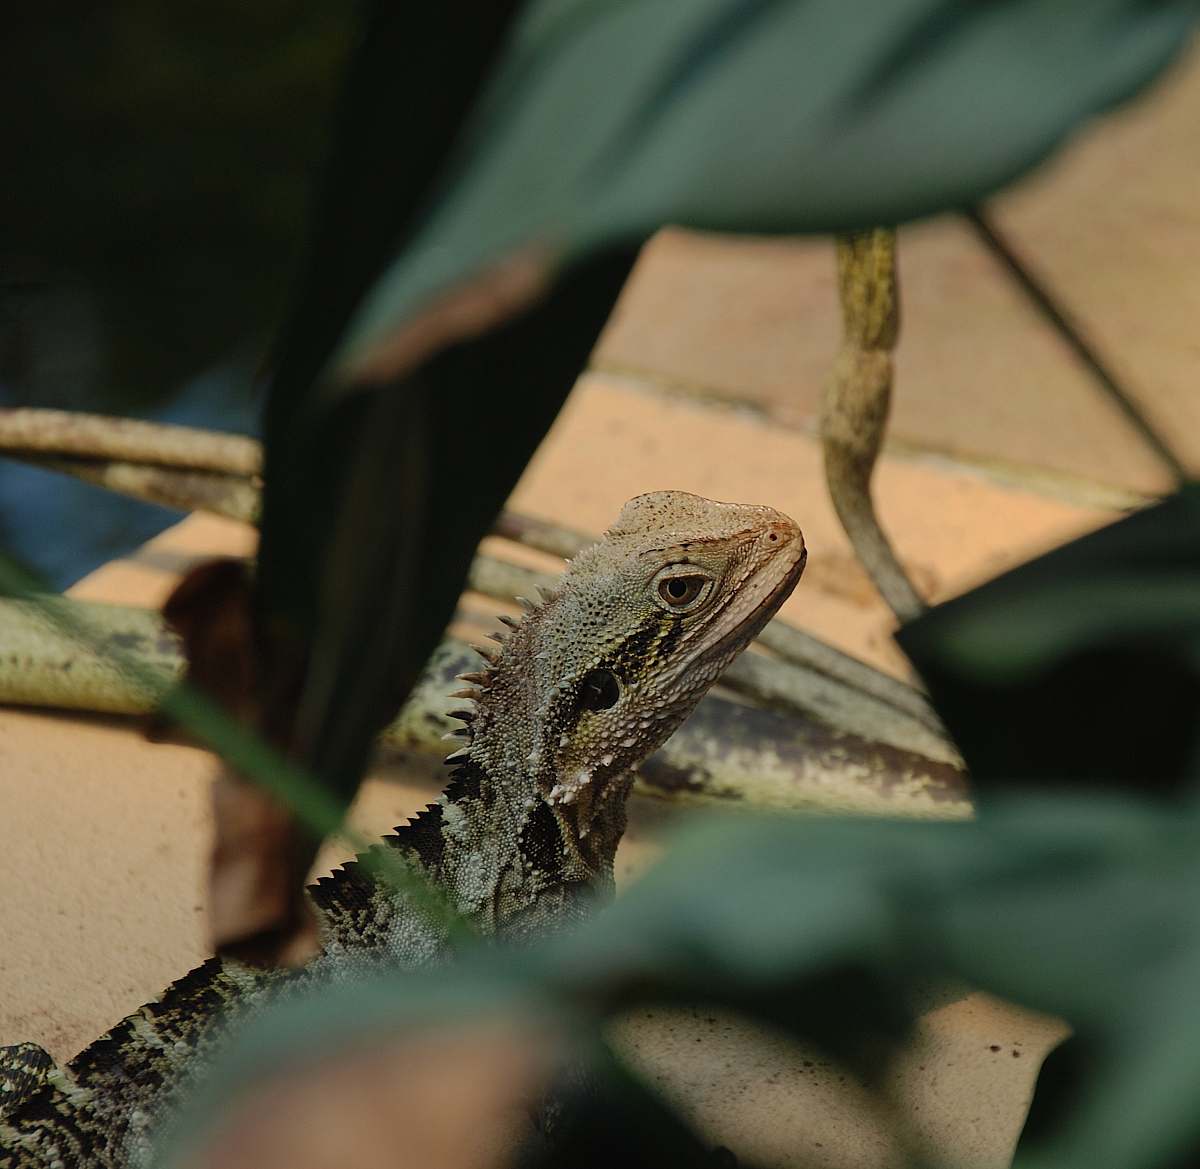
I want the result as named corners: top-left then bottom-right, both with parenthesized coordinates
top-left (578, 669), bottom-right (621, 712)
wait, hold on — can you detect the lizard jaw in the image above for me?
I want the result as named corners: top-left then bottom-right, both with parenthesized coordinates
top-left (668, 528), bottom-right (806, 685)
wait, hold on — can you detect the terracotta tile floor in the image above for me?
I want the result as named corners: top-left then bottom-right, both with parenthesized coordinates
top-left (3, 36), bottom-right (1197, 1169)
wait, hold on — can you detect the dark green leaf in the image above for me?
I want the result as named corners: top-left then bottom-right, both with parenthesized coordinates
top-left (898, 484), bottom-right (1200, 796)
top-left (521, 1039), bottom-right (783, 1169)
top-left (337, 0), bottom-right (1198, 375)
top-left (0, 3), bottom-right (354, 410)
top-left (168, 791), bottom-right (1200, 1168)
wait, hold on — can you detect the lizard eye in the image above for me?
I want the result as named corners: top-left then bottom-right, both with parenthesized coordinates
top-left (653, 569), bottom-right (716, 613)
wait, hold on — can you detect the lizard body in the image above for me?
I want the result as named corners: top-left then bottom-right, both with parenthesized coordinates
top-left (0, 491), bottom-right (805, 1167)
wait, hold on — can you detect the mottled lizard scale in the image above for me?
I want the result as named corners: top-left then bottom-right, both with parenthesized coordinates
top-left (0, 491), bottom-right (805, 1168)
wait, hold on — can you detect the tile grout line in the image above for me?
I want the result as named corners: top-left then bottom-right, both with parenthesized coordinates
top-left (964, 206), bottom-right (1189, 486)
top-left (581, 364), bottom-right (1154, 514)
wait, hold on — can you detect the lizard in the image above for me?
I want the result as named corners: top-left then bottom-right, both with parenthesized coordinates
top-left (0, 489), bottom-right (806, 1168)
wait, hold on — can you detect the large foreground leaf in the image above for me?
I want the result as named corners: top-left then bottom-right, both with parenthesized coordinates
top-left (897, 484), bottom-right (1200, 795)
top-left (899, 484), bottom-right (1200, 1162)
top-left (336, 0), bottom-right (1198, 379)
top-left (163, 791), bottom-right (1200, 1169)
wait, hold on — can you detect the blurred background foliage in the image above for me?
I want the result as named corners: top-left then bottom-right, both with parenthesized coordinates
top-left (4, 1), bottom-right (1200, 1166)
top-left (2, 1), bottom-right (354, 582)
top-left (4, 1), bottom-right (349, 407)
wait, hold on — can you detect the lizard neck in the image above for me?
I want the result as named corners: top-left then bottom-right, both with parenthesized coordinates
top-left (430, 752), bottom-right (630, 940)
top-left (433, 626), bottom-right (633, 937)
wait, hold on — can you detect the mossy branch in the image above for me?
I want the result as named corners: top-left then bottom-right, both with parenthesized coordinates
top-left (0, 596), bottom-right (969, 819)
top-left (0, 406), bottom-right (949, 743)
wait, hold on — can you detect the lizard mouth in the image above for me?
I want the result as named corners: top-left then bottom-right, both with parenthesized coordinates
top-left (721, 540), bottom-right (806, 655)
top-left (679, 531), bottom-right (807, 674)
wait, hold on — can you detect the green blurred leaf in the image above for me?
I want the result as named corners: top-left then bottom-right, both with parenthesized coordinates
top-left (338, 0), bottom-right (1198, 375)
top-left (898, 485), bottom-right (1200, 1166)
top-left (0, 2), bottom-right (354, 409)
top-left (173, 791), bottom-right (1200, 1168)
top-left (522, 1039), bottom-right (780, 1169)
top-left (898, 484), bottom-right (1200, 795)
top-left (252, 247), bottom-right (638, 868)
top-left (223, 3), bottom-right (595, 953)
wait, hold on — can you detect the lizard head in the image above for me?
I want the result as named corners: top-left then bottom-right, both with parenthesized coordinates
top-left (516, 490), bottom-right (806, 846)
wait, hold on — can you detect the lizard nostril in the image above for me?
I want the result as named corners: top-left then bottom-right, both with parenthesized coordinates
top-left (768, 532), bottom-right (778, 542)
